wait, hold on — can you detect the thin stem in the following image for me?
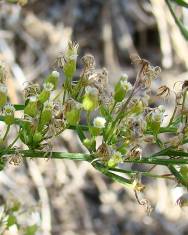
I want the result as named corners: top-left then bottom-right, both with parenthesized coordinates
top-left (168, 165), bottom-right (188, 188)
top-left (8, 134), bottom-right (20, 149)
top-left (3, 125), bottom-right (10, 141)
top-left (109, 167), bottom-right (175, 180)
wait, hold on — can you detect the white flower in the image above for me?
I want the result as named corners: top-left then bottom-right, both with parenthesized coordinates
top-left (52, 70), bottom-right (60, 78)
top-left (43, 82), bottom-right (54, 91)
top-left (29, 96), bottom-right (37, 102)
top-left (151, 105), bottom-right (165, 122)
top-left (120, 80), bottom-right (132, 91)
top-left (85, 86), bottom-right (98, 96)
top-left (3, 104), bottom-right (15, 115)
top-left (93, 116), bottom-right (106, 129)
top-left (0, 84), bottom-right (7, 94)
top-left (121, 73), bottom-right (128, 80)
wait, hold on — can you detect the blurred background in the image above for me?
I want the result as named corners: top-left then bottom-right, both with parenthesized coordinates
top-left (1, 0), bottom-right (188, 234)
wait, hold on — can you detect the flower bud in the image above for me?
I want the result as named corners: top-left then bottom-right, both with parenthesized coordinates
top-left (39, 102), bottom-right (53, 130)
top-left (0, 83), bottom-right (7, 108)
top-left (33, 131), bottom-right (43, 144)
top-left (63, 42), bottom-right (78, 79)
top-left (83, 138), bottom-right (96, 150)
top-left (24, 96), bottom-right (38, 117)
top-left (82, 94), bottom-right (98, 111)
top-left (38, 82), bottom-right (54, 103)
top-left (65, 109), bottom-right (80, 125)
top-left (107, 151), bottom-right (123, 168)
top-left (45, 71), bottom-right (59, 90)
top-left (3, 104), bottom-right (15, 125)
top-left (114, 76), bottom-right (131, 102)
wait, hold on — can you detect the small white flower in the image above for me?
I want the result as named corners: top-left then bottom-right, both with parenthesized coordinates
top-left (151, 106), bottom-right (165, 122)
top-left (0, 83), bottom-right (7, 94)
top-left (3, 104), bottom-right (15, 115)
top-left (43, 82), bottom-right (54, 91)
top-left (121, 73), bottom-right (128, 80)
top-left (85, 86), bottom-right (99, 96)
top-left (52, 70), bottom-right (60, 78)
top-left (93, 116), bottom-right (106, 129)
top-left (120, 80), bottom-right (132, 91)
top-left (29, 96), bottom-right (37, 102)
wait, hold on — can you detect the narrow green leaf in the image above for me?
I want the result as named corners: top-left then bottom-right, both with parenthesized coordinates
top-left (171, 0), bottom-right (188, 8)
top-left (166, 0), bottom-right (188, 40)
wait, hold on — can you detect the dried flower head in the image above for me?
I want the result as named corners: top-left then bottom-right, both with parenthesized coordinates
top-left (23, 82), bottom-right (40, 99)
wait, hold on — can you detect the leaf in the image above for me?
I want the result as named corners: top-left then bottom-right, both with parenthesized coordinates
top-left (166, 0), bottom-right (188, 40)
top-left (171, 0), bottom-right (188, 8)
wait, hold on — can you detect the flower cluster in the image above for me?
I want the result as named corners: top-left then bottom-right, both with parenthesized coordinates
top-left (1, 42), bottom-right (188, 209)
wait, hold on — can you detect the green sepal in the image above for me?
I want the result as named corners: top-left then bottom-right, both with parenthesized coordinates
top-left (45, 73), bottom-right (58, 90)
top-left (114, 82), bottom-right (125, 102)
top-left (0, 92), bottom-right (7, 108)
top-left (63, 60), bottom-right (76, 79)
top-left (82, 94), bottom-right (98, 111)
top-left (66, 109), bottom-right (80, 125)
top-left (39, 109), bottom-right (52, 130)
top-left (33, 131), bottom-right (43, 145)
top-left (38, 90), bottom-right (50, 103)
top-left (4, 115), bottom-right (14, 125)
top-left (24, 101), bottom-right (38, 117)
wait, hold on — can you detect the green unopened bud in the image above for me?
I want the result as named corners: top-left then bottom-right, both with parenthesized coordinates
top-left (33, 131), bottom-right (43, 144)
top-left (114, 76), bottom-right (131, 102)
top-left (3, 104), bottom-right (15, 125)
top-left (130, 100), bottom-right (144, 115)
top-left (82, 94), bottom-right (98, 111)
top-left (83, 138), bottom-right (96, 150)
top-left (39, 103), bottom-right (53, 130)
top-left (107, 151), bottom-right (123, 168)
top-left (0, 84), bottom-right (7, 108)
top-left (38, 82), bottom-right (54, 103)
top-left (63, 42), bottom-right (78, 79)
top-left (45, 71), bottom-right (59, 90)
top-left (66, 109), bottom-right (80, 125)
top-left (24, 96), bottom-right (38, 117)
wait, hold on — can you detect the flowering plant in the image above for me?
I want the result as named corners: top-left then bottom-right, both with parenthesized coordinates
top-left (1, 41), bottom-right (188, 212)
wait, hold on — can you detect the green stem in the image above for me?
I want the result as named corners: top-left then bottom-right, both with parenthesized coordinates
top-left (166, 0), bottom-right (188, 40)
top-left (109, 167), bottom-right (175, 180)
top-left (3, 125), bottom-right (10, 141)
top-left (168, 165), bottom-right (188, 188)
top-left (8, 134), bottom-right (20, 149)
